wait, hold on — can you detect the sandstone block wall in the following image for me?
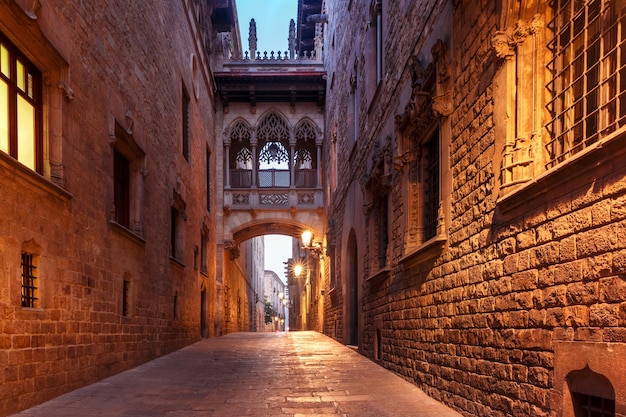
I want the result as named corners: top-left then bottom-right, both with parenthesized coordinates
top-left (0, 1), bottom-right (220, 415)
top-left (323, 1), bottom-right (626, 416)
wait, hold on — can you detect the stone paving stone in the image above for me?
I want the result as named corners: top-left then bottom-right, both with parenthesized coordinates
top-left (9, 332), bottom-right (462, 417)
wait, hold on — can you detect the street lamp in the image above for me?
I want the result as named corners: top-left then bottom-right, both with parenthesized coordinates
top-left (300, 230), bottom-right (324, 257)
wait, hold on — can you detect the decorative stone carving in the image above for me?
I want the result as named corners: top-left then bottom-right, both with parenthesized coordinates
top-left (492, 29), bottom-right (516, 58)
top-left (314, 23), bottom-right (324, 62)
top-left (431, 39), bottom-right (453, 117)
top-left (249, 19), bottom-right (257, 61)
top-left (289, 19), bottom-right (297, 60)
top-left (224, 240), bottom-right (240, 260)
top-left (57, 81), bottom-right (74, 101)
top-left (365, 136), bottom-right (392, 197)
top-left (16, 0), bottom-right (40, 19)
top-left (125, 110), bottom-right (134, 134)
top-left (492, 15), bottom-right (544, 59)
top-left (431, 39), bottom-right (450, 85)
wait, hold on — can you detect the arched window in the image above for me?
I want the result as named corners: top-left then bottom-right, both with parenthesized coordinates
top-left (256, 112), bottom-right (290, 187)
top-left (567, 366), bottom-right (615, 417)
top-left (228, 120), bottom-right (252, 187)
top-left (294, 119), bottom-right (319, 187)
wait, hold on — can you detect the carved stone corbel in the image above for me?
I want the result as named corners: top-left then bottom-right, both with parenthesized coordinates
top-left (125, 110), bottom-right (134, 134)
top-left (57, 81), bottom-right (74, 101)
top-left (224, 240), bottom-right (240, 260)
top-left (432, 91), bottom-right (453, 117)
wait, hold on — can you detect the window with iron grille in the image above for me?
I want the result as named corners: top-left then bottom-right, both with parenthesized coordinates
top-left (546, 0), bottom-right (626, 169)
top-left (407, 128), bottom-right (440, 243)
top-left (423, 131), bottom-right (440, 241)
top-left (0, 32), bottom-right (43, 173)
top-left (572, 392), bottom-right (615, 417)
top-left (21, 252), bottom-right (37, 308)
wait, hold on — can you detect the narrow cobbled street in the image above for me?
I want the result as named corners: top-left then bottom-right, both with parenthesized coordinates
top-left (10, 332), bottom-right (462, 417)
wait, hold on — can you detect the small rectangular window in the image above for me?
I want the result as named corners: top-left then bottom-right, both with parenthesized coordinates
top-left (122, 279), bottom-right (130, 316)
top-left (182, 85), bottom-right (190, 161)
top-left (113, 149), bottom-right (130, 228)
top-left (200, 230), bottom-right (208, 274)
top-left (206, 148), bottom-right (211, 211)
top-left (171, 207), bottom-right (179, 258)
top-left (21, 252), bottom-right (37, 308)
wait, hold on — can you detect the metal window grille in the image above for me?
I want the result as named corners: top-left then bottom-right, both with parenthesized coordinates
top-left (546, 0), bottom-right (626, 169)
top-left (423, 131), bottom-right (440, 241)
top-left (21, 253), bottom-right (37, 308)
top-left (572, 393), bottom-right (615, 417)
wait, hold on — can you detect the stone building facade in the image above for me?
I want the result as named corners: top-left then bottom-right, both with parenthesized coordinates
top-left (323, 0), bottom-right (626, 416)
top-left (264, 270), bottom-right (287, 331)
top-left (0, 1), bottom-right (235, 415)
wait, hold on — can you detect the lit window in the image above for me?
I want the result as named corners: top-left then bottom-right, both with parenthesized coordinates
top-left (546, 0), bottom-right (626, 168)
top-left (0, 33), bottom-right (42, 173)
top-left (21, 252), bottom-right (38, 308)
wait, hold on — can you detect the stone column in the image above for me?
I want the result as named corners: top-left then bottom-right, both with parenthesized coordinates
top-left (224, 142), bottom-right (231, 189)
top-left (251, 131), bottom-right (257, 188)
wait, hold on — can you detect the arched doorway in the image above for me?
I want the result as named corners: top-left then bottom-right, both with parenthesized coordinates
top-left (346, 229), bottom-right (359, 346)
top-left (200, 288), bottom-right (207, 338)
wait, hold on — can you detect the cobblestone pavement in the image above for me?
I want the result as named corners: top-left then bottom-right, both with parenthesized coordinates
top-left (11, 331), bottom-right (462, 417)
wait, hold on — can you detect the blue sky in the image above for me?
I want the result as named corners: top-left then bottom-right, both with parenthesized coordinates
top-left (235, 1), bottom-right (298, 280)
top-left (236, 0), bottom-right (297, 55)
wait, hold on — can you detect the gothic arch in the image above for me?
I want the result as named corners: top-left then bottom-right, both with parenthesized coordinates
top-left (226, 118), bottom-right (253, 168)
top-left (294, 118), bottom-right (321, 187)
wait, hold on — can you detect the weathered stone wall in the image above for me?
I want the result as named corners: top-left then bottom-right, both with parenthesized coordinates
top-left (0, 1), bottom-right (219, 415)
top-left (324, 0), bottom-right (626, 416)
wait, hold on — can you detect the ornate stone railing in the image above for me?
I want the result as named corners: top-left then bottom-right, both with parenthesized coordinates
top-left (224, 188), bottom-right (323, 210)
top-left (230, 49), bottom-right (319, 62)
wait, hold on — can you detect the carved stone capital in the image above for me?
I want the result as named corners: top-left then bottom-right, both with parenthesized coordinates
top-left (492, 30), bottom-right (515, 58)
